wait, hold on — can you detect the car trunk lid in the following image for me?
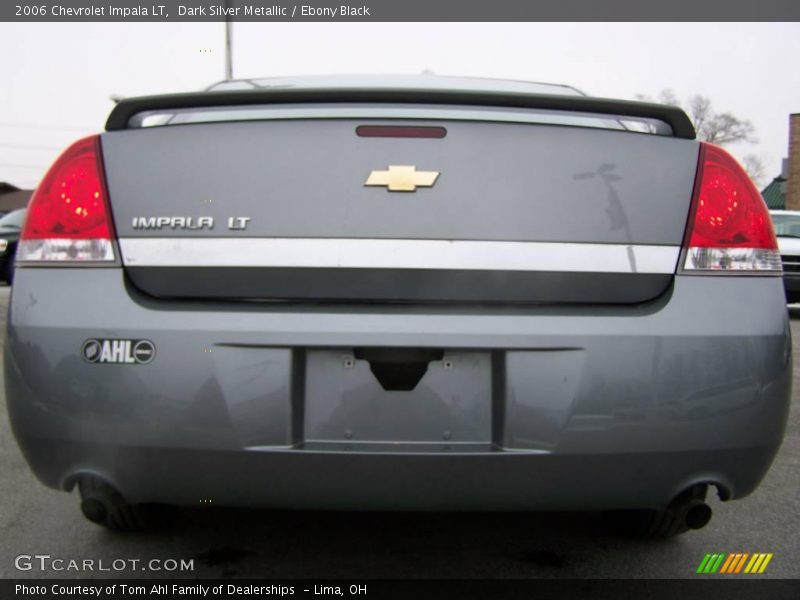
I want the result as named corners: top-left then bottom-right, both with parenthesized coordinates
top-left (102, 112), bottom-right (698, 304)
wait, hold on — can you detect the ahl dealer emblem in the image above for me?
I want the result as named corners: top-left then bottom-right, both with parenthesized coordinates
top-left (82, 339), bottom-right (156, 365)
top-left (364, 165), bottom-right (440, 192)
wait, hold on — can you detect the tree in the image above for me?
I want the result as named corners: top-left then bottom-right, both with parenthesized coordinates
top-left (636, 89), bottom-right (765, 185)
top-left (741, 154), bottom-right (766, 186)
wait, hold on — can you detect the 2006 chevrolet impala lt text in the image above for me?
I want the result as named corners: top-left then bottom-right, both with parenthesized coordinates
top-left (4, 76), bottom-right (791, 537)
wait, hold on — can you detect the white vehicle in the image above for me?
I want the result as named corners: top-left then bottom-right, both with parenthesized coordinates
top-left (770, 210), bottom-right (800, 303)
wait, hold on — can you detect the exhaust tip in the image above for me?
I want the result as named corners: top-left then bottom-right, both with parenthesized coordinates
top-left (80, 498), bottom-right (108, 524)
top-left (685, 502), bottom-right (712, 530)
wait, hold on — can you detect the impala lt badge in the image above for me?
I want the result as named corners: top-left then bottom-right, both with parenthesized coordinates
top-left (365, 165), bottom-right (440, 192)
top-left (131, 216), bottom-right (251, 230)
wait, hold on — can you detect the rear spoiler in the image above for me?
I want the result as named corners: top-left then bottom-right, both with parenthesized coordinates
top-left (105, 88), bottom-right (696, 139)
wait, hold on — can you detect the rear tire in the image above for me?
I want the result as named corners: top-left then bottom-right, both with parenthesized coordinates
top-left (78, 478), bottom-right (160, 531)
top-left (609, 485), bottom-right (708, 539)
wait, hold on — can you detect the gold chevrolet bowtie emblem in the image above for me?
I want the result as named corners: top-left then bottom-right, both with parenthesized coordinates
top-left (364, 165), bottom-right (440, 192)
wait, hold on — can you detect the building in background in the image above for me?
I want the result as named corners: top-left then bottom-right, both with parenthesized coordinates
top-left (788, 114), bottom-right (800, 211)
top-left (767, 114), bottom-right (800, 211)
top-left (762, 161), bottom-right (787, 209)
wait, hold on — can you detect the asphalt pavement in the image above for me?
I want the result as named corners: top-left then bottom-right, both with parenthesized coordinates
top-left (0, 285), bottom-right (797, 580)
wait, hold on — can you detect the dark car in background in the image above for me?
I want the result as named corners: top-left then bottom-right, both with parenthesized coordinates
top-left (0, 208), bottom-right (25, 284)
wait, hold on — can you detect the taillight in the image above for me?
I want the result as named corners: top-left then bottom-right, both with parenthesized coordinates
top-left (683, 143), bottom-right (781, 272)
top-left (17, 135), bottom-right (115, 263)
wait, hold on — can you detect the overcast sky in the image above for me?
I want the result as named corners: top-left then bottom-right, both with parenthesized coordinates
top-left (1, 22), bottom-right (798, 189)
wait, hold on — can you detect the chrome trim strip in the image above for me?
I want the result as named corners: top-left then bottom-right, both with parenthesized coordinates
top-left (119, 238), bottom-right (680, 274)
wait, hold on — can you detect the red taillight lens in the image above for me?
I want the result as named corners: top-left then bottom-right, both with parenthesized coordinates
top-left (683, 143), bottom-right (780, 272)
top-left (18, 135), bottom-right (115, 262)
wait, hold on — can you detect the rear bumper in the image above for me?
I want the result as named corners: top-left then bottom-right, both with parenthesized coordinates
top-left (10, 439), bottom-right (781, 511)
top-left (4, 269), bottom-right (792, 510)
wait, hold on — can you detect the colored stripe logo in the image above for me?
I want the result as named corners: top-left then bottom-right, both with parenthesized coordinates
top-left (696, 553), bottom-right (773, 574)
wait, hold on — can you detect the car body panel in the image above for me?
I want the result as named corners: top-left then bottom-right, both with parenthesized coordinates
top-left (103, 120), bottom-right (697, 244)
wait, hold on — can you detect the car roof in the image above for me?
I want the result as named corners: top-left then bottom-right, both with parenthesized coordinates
top-left (206, 74), bottom-right (586, 97)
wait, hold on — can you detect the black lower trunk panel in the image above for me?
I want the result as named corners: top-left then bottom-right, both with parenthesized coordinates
top-left (125, 267), bottom-right (671, 304)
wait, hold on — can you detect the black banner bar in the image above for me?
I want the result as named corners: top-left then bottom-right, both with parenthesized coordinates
top-left (4, 579), bottom-right (800, 600)
top-left (3, 0), bottom-right (800, 22)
